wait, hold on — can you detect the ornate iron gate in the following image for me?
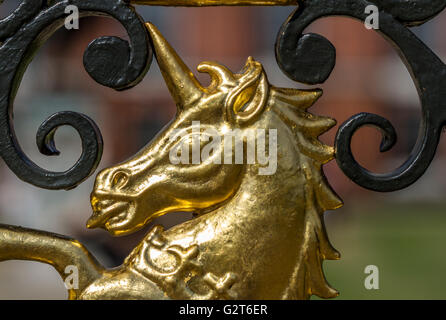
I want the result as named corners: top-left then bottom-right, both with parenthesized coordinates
top-left (0, 0), bottom-right (445, 300)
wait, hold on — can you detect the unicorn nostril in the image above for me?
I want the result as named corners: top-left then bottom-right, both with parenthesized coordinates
top-left (111, 170), bottom-right (129, 189)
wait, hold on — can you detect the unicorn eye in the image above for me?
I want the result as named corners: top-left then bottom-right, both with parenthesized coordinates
top-left (111, 171), bottom-right (129, 189)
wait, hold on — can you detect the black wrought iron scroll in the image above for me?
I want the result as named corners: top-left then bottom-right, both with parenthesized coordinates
top-left (276, 0), bottom-right (446, 192)
top-left (1, 0), bottom-right (445, 193)
top-left (0, 0), bottom-right (152, 190)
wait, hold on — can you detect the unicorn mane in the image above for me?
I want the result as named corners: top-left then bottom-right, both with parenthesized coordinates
top-left (271, 87), bottom-right (343, 299)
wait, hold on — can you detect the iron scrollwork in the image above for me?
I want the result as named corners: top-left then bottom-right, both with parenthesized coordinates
top-left (1, 0), bottom-right (445, 192)
top-left (276, 0), bottom-right (446, 192)
top-left (0, 0), bottom-right (152, 190)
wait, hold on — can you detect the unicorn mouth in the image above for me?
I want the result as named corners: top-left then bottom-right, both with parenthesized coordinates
top-left (106, 209), bottom-right (130, 227)
top-left (87, 201), bottom-right (129, 229)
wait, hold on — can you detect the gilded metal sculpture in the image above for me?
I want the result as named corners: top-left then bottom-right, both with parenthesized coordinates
top-left (0, 0), bottom-right (445, 300)
top-left (0, 21), bottom-right (342, 300)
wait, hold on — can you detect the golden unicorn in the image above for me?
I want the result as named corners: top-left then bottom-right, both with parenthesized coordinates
top-left (0, 23), bottom-right (342, 300)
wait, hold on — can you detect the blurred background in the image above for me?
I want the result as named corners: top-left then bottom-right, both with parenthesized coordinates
top-left (0, 0), bottom-right (446, 299)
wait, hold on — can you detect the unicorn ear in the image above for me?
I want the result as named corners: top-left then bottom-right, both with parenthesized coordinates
top-left (225, 59), bottom-right (269, 125)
